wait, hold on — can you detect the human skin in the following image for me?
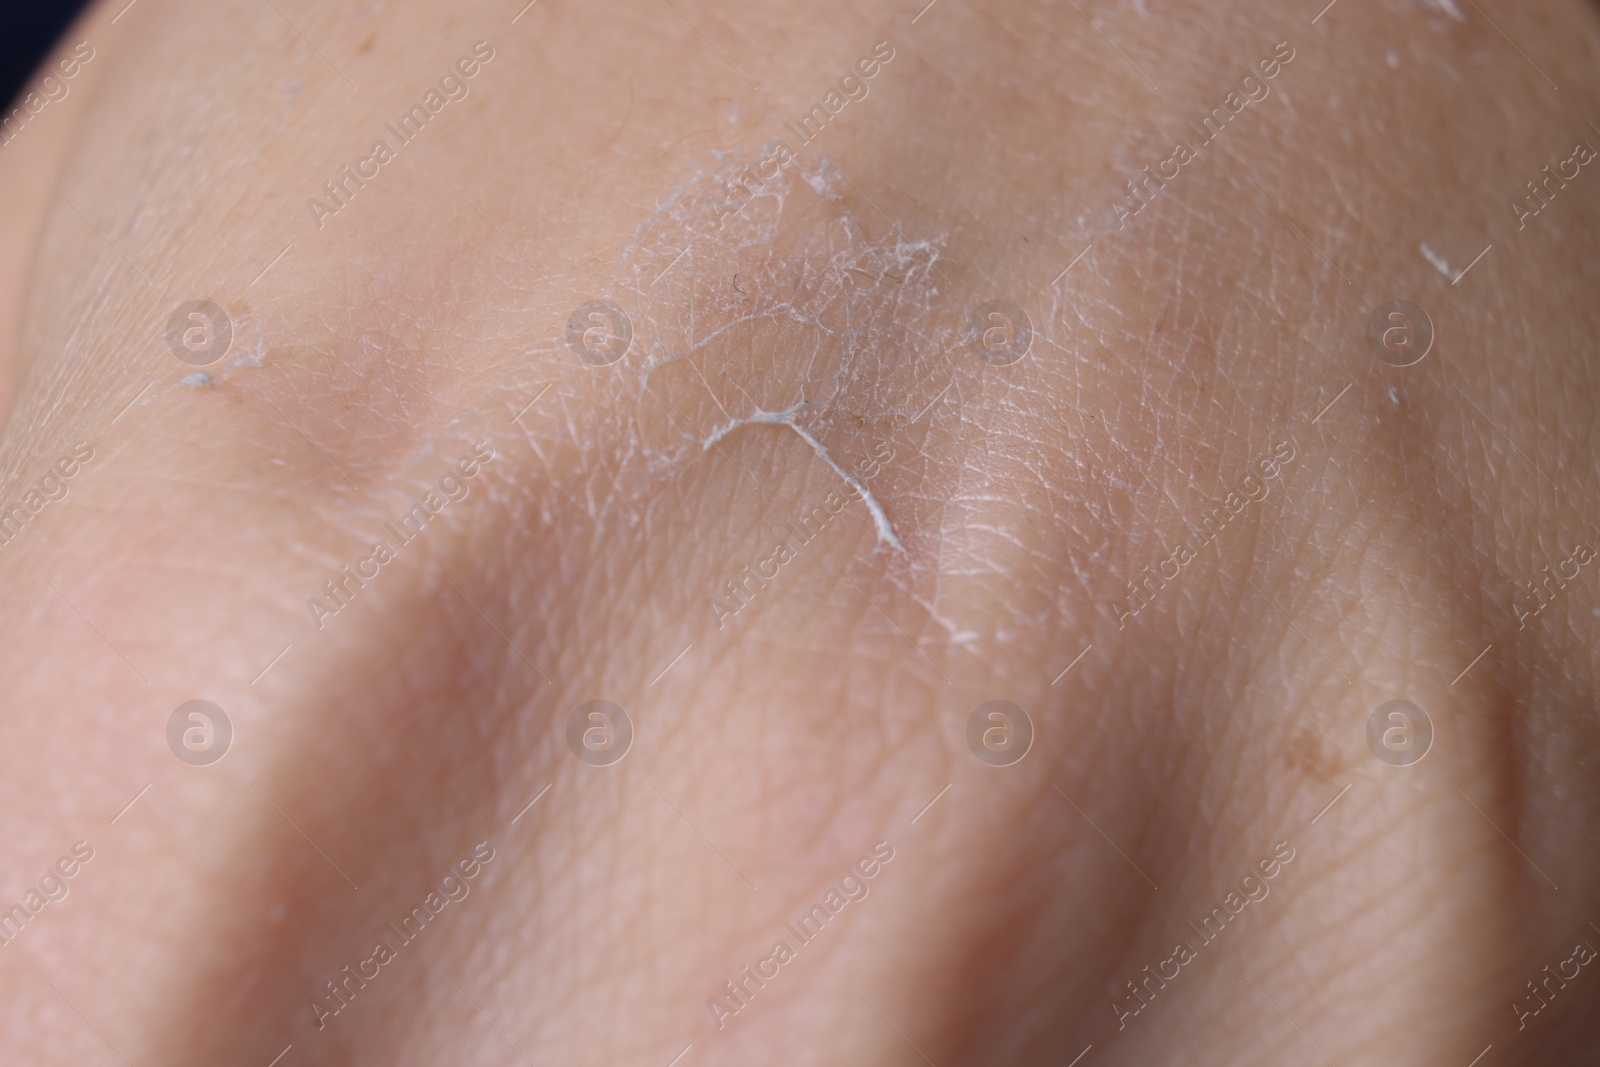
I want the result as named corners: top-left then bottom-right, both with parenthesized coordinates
top-left (1, 0), bottom-right (1599, 1063)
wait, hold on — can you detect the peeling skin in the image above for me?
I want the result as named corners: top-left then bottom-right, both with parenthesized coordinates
top-left (151, 315), bottom-right (268, 406)
top-left (700, 399), bottom-right (906, 552)
top-left (535, 153), bottom-right (950, 557)
top-left (1419, 242), bottom-right (1455, 278)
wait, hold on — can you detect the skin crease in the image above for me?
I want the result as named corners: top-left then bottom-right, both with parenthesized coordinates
top-left (0, 0), bottom-right (1598, 1064)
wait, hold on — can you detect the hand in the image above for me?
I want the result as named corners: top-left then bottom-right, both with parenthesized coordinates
top-left (1, 1), bottom-right (1598, 1064)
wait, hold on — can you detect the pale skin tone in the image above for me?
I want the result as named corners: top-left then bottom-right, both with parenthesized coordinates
top-left (1, 0), bottom-right (1598, 1063)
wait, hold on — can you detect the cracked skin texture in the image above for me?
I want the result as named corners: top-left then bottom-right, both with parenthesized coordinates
top-left (1, 0), bottom-right (1599, 1063)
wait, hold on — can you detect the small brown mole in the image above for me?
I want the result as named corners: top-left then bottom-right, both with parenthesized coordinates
top-left (1282, 726), bottom-right (1344, 782)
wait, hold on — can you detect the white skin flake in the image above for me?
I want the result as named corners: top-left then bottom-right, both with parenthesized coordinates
top-left (613, 154), bottom-right (956, 553)
top-left (460, 151), bottom-right (1095, 650)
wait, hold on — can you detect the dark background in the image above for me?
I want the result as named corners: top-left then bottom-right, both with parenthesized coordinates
top-left (3, 2), bottom-right (94, 112)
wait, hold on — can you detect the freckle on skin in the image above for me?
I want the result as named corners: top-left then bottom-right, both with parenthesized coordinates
top-left (1282, 728), bottom-right (1344, 781)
